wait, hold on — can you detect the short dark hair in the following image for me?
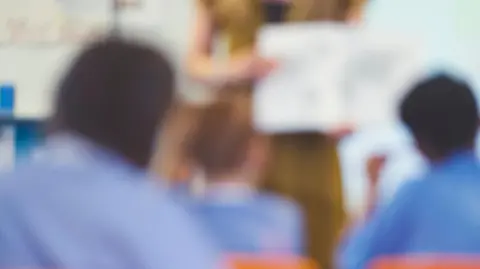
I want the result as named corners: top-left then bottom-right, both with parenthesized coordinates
top-left (186, 102), bottom-right (264, 177)
top-left (400, 74), bottom-right (478, 158)
top-left (50, 36), bottom-right (174, 168)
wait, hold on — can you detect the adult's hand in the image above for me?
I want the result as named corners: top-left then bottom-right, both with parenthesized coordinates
top-left (227, 52), bottom-right (277, 84)
top-left (327, 125), bottom-right (355, 141)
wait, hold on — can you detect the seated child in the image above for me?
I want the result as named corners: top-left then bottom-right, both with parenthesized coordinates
top-left (337, 75), bottom-right (480, 269)
top-left (185, 102), bottom-right (305, 255)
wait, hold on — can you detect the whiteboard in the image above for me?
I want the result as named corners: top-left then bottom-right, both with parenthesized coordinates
top-left (0, 0), bottom-right (111, 45)
top-left (0, 46), bottom-right (79, 118)
top-left (0, 0), bottom-right (209, 119)
top-left (0, 0), bottom-right (112, 119)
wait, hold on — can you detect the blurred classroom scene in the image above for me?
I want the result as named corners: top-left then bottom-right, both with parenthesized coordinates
top-left (0, 0), bottom-right (480, 268)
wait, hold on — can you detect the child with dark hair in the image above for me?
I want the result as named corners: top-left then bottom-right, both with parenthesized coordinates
top-left (0, 37), bottom-right (222, 269)
top-left (337, 74), bottom-right (480, 269)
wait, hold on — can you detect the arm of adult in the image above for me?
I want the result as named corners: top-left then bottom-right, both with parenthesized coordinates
top-left (346, 0), bottom-right (367, 23)
top-left (185, 0), bottom-right (274, 88)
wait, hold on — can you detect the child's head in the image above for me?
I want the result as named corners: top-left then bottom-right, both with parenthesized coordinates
top-left (187, 102), bottom-right (270, 182)
top-left (400, 74), bottom-right (478, 162)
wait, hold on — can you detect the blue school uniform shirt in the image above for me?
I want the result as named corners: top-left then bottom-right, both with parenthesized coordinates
top-left (0, 134), bottom-right (223, 269)
top-left (337, 151), bottom-right (480, 269)
top-left (169, 181), bottom-right (196, 205)
top-left (189, 183), bottom-right (304, 254)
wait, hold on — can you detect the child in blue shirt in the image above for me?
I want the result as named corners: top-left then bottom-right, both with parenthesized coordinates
top-left (185, 102), bottom-right (305, 255)
top-left (338, 74), bottom-right (480, 269)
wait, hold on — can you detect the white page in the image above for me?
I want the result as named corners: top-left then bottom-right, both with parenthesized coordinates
top-left (346, 29), bottom-right (428, 128)
top-left (254, 23), bottom-right (353, 133)
top-left (254, 23), bottom-right (426, 134)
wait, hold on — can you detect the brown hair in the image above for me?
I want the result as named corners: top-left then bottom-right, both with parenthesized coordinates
top-left (151, 101), bottom-right (203, 180)
top-left (187, 102), bottom-right (263, 177)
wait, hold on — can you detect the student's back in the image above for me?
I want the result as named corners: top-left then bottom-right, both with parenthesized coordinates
top-left (193, 190), bottom-right (303, 254)
top-left (0, 136), bottom-right (219, 268)
top-left (180, 103), bottom-right (305, 255)
top-left (0, 37), bottom-right (222, 269)
top-left (396, 152), bottom-right (480, 252)
top-left (338, 75), bottom-right (480, 269)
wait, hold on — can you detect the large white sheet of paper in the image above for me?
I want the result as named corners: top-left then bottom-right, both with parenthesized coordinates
top-left (254, 23), bottom-right (427, 133)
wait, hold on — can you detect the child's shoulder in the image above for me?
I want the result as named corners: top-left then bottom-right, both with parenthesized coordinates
top-left (257, 192), bottom-right (303, 217)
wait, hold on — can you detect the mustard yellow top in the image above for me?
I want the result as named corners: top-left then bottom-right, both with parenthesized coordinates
top-left (201, 0), bottom-right (363, 111)
top-left (201, 0), bottom-right (362, 53)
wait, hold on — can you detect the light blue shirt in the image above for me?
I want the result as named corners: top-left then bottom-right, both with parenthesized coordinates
top-left (187, 183), bottom-right (304, 254)
top-left (337, 151), bottom-right (480, 269)
top-left (0, 134), bottom-right (223, 269)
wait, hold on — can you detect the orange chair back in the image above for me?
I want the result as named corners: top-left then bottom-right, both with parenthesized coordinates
top-left (227, 254), bottom-right (318, 269)
top-left (370, 256), bottom-right (480, 269)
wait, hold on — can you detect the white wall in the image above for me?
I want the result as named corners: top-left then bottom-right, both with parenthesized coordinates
top-left (0, 0), bottom-right (110, 118)
top-left (0, 46), bottom-right (78, 118)
top-left (0, 0), bottom-right (210, 120)
top-left (118, 0), bottom-right (213, 103)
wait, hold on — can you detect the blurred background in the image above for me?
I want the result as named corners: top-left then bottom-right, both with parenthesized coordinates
top-left (0, 0), bottom-right (479, 217)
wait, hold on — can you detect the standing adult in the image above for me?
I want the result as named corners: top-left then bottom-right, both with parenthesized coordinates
top-left (170, 0), bottom-right (368, 268)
